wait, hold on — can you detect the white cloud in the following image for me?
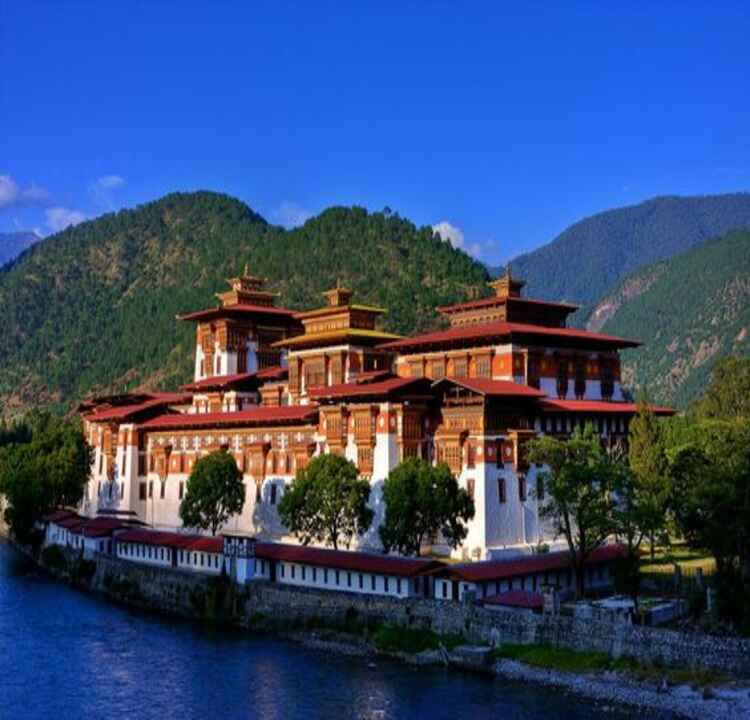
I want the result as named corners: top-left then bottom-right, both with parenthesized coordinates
top-left (273, 201), bottom-right (313, 229)
top-left (0, 174), bottom-right (49, 208)
top-left (432, 220), bottom-right (465, 249)
top-left (95, 174), bottom-right (125, 189)
top-left (45, 206), bottom-right (86, 233)
top-left (89, 174), bottom-right (125, 210)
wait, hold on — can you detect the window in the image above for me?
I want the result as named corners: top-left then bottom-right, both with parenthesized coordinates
top-left (270, 484), bottom-right (277, 505)
top-left (432, 360), bottom-right (445, 380)
top-left (302, 566), bottom-right (306, 581)
top-left (291, 564), bottom-right (296, 579)
top-left (148, 481), bottom-right (153, 499)
top-left (324, 568), bottom-right (329, 583)
top-left (466, 477), bottom-right (475, 501)
top-left (575, 357), bottom-right (587, 399)
top-left (397, 578), bottom-right (402, 594)
top-left (347, 572), bottom-right (352, 588)
top-left (281, 564), bottom-right (285, 578)
top-left (453, 358), bottom-right (467, 378)
top-left (160, 481), bottom-right (166, 500)
top-left (312, 567), bottom-right (317, 582)
top-left (108, 483), bottom-right (113, 499)
top-left (335, 570), bottom-right (340, 585)
top-left (497, 477), bottom-right (506, 503)
top-left (179, 482), bottom-right (184, 500)
top-left (410, 361), bottom-right (423, 378)
top-left (475, 355), bottom-right (491, 378)
top-left (442, 581), bottom-right (448, 599)
top-left (98, 452), bottom-right (103, 474)
top-left (358, 573), bottom-right (364, 589)
top-left (384, 577), bottom-right (389, 593)
top-left (139, 482), bottom-right (147, 501)
top-left (536, 475), bottom-right (545, 501)
top-left (518, 475), bottom-right (527, 502)
top-left (371, 575), bottom-right (376, 591)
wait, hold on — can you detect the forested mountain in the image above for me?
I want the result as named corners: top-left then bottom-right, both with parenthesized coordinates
top-left (508, 193), bottom-right (750, 316)
top-left (593, 229), bottom-right (750, 408)
top-left (0, 192), bottom-right (488, 414)
top-left (0, 231), bottom-right (39, 268)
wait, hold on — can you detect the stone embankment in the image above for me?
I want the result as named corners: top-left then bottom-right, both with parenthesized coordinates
top-left (35, 548), bottom-right (750, 719)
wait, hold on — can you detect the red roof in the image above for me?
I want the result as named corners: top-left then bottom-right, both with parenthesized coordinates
top-left (438, 295), bottom-right (578, 314)
top-left (308, 376), bottom-right (432, 401)
top-left (433, 377), bottom-right (546, 398)
top-left (540, 399), bottom-right (675, 415)
top-left (178, 303), bottom-right (297, 321)
top-left (482, 589), bottom-right (544, 610)
top-left (116, 528), bottom-right (213, 551)
top-left (181, 366), bottom-right (288, 392)
top-left (43, 509), bottom-right (80, 524)
top-left (255, 542), bottom-right (445, 577)
top-left (83, 393), bottom-right (192, 422)
top-left (436, 544), bottom-right (629, 583)
top-left (138, 405), bottom-right (319, 430)
top-left (379, 320), bottom-right (641, 352)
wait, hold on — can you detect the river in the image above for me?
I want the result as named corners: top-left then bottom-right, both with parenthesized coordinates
top-left (0, 539), bottom-right (660, 720)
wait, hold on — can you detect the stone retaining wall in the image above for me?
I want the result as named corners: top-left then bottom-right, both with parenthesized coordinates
top-left (43, 551), bottom-right (750, 678)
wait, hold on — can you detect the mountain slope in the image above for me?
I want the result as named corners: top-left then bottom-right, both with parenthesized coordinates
top-left (508, 193), bottom-right (750, 315)
top-left (593, 229), bottom-right (750, 408)
top-left (0, 231), bottom-right (39, 267)
top-left (0, 192), bottom-right (488, 414)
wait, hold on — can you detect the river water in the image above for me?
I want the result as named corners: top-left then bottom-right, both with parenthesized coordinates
top-left (0, 539), bottom-right (659, 720)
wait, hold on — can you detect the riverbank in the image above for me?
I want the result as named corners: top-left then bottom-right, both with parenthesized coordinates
top-left (26, 542), bottom-right (750, 719)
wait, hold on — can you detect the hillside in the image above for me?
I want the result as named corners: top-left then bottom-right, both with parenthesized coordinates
top-left (0, 231), bottom-right (39, 268)
top-left (508, 193), bottom-right (750, 316)
top-left (592, 229), bottom-right (750, 408)
top-left (0, 192), bottom-right (488, 414)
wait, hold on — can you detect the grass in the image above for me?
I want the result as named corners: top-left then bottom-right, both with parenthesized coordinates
top-left (640, 542), bottom-right (716, 577)
top-left (372, 625), bottom-right (465, 654)
top-left (489, 643), bottom-right (730, 687)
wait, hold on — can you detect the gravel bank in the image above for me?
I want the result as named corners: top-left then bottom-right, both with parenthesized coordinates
top-left (494, 659), bottom-right (750, 720)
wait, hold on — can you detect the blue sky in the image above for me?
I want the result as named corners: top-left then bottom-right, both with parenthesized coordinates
top-left (1, 1), bottom-right (749, 263)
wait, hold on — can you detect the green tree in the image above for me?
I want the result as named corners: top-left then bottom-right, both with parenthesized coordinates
top-left (528, 424), bottom-right (615, 599)
top-left (179, 449), bottom-right (245, 535)
top-left (694, 356), bottom-right (750, 422)
top-left (278, 453), bottom-right (373, 550)
top-left (666, 419), bottom-right (750, 630)
top-left (379, 458), bottom-right (475, 556)
top-left (0, 414), bottom-right (92, 544)
top-left (628, 396), bottom-right (670, 559)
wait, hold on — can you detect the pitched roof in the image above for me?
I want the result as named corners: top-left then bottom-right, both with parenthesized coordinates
top-left (433, 377), bottom-right (546, 398)
top-left (482, 589), bottom-right (544, 610)
top-left (434, 544), bottom-right (629, 583)
top-left (83, 393), bottom-right (192, 423)
top-left (539, 399), bottom-right (676, 415)
top-left (308, 376), bottom-right (432, 401)
top-left (177, 303), bottom-right (297, 322)
top-left (138, 405), bottom-right (319, 430)
top-left (116, 529), bottom-right (217, 551)
top-left (273, 327), bottom-right (402, 350)
top-left (181, 366), bottom-right (288, 392)
top-left (254, 542), bottom-right (445, 577)
top-left (379, 320), bottom-right (641, 352)
top-left (437, 295), bottom-right (578, 314)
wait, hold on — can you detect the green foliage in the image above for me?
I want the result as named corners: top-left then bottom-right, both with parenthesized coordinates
top-left (0, 413), bottom-right (92, 542)
top-left (179, 449), bottom-right (245, 535)
top-left (598, 230), bottom-right (750, 408)
top-left (372, 625), bottom-right (465, 654)
top-left (379, 457), bottom-right (474, 556)
top-left (527, 425), bottom-right (616, 598)
top-left (626, 397), bottom-right (671, 560)
top-left (511, 193), bottom-right (750, 312)
top-left (490, 643), bottom-right (617, 673)
top-left (277, 453), bottom-right (373, 550)
top-left (0, 192), bottom-right (489, 415)
top-left (664, 417), bottom-right (750, 631)
top-left (693, 355), bottom-right (750, 421)
top-left (40, 544), bottom-right (68, 573)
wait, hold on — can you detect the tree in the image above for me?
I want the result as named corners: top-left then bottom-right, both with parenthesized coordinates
top-left (278, 453), bottom-right (373, 550)
top-left (379, 458), bottom-right (475, 556)
top-left (666, 419), bottom-right (750, 630)
top-left (528, 424), bottom-right (615, 599)
top-left (628, 397), bottom-right (670, 559)
top-left (179, 450), bottom-right (245, 535)
top-left (694, 356), bottom-right (750, 422)
top-left (0, 414), bottom-right (92, 544)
